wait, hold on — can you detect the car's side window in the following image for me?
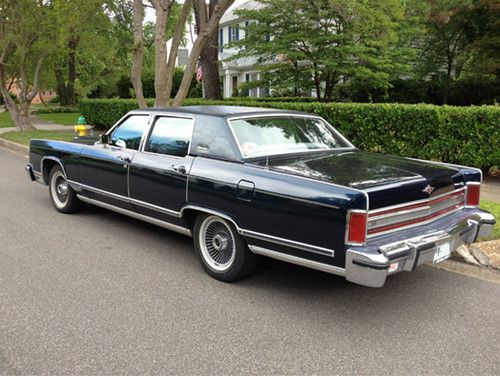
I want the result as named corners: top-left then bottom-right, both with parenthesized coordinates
top-left (144, 116), bottom-right (193, 157)
top-left (110, 115), bottom-right (149, 150)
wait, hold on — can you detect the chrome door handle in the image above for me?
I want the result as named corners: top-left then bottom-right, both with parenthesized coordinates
top-left (118, 155), bottom-right (131, 164)
top-left (172, 164), bottom-right (187, 174)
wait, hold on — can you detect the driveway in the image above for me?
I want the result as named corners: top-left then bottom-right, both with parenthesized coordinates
top-left (0, 147), bottom-right (499, 375)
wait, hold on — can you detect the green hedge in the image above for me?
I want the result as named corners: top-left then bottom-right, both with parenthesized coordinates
top-left (79, 98), bottom-right (500, 171)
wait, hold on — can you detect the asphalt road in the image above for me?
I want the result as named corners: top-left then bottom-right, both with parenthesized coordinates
top-left (1, 147), bottom-right (499, 375)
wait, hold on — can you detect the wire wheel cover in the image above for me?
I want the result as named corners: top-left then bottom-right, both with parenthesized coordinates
top-left (199, 216), bottom-right (236, 272)
top-left (51, 171), bottom-right (69, 208)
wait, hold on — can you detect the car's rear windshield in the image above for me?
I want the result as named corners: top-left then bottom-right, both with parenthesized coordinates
top-left (229, 116), bottom-right (352, 158)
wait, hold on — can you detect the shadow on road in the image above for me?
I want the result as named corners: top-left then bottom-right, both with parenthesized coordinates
top-left (77, 203), bottom-right (481, 319)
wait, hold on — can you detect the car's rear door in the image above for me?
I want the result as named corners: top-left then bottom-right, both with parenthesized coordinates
top-left (128, 114), bottom-right (195, 222)
top-left (78, 114), bottom-right (150, 209)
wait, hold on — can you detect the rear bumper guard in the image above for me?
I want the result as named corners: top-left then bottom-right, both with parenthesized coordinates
top-left (345, 210), bottom-right (495, 287)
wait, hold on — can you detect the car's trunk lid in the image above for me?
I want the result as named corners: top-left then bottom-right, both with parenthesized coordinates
top-left (254, 150), bottom-right (465, 210)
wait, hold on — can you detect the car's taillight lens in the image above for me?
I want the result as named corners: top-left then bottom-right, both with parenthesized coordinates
top-left (466, 183), bottom-right (480, 206)
top-left (347, 211), bottom-right (367, 244)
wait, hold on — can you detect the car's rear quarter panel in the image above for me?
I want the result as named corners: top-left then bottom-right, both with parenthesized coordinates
top-left (188, 157), bottom-right (367, 267)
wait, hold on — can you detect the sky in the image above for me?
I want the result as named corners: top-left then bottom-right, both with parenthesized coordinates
top-left (144, 0), bottom-right (248, 23)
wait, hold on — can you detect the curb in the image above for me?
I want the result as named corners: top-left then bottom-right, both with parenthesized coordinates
top-left (0, 137), bottom-right (28, 156)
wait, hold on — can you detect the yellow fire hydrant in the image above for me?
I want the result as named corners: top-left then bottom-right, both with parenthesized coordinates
top-left (74, 115), bottom-right (87, 136)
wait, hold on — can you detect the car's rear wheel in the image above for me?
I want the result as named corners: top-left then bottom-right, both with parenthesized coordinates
top-left (48, 165), bottom-right (83, 213)
top-left (193, 214), bottom-right (260, 282)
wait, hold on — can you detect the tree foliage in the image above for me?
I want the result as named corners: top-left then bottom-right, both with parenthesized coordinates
top-left (231, 0), bottom-right (407, 100)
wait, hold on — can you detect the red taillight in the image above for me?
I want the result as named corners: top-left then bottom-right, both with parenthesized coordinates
top-left (347, 211), bottom-right (367, 244)
top-left (466, 183), bottom-right (480, 206)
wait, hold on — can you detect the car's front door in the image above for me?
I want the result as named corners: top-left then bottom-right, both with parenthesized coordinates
top-left (128, 115), bottom-right (195, 222)
top-left (78, 114), bottom-right (150, 209)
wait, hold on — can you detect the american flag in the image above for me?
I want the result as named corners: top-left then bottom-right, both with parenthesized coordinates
top-left (195, 59), bottom-right (203, 82)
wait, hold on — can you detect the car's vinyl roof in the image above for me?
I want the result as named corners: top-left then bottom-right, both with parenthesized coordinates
top-left (134, 105), bottom-right (311, 118)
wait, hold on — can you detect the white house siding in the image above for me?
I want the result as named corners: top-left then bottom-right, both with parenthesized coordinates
top-left (218, 1), bottom-right (266, 98)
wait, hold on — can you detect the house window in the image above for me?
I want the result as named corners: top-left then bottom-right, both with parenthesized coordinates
top-left (233, 24), bottom-right (239, 41)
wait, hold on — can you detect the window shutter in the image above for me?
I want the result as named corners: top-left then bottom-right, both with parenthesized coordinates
top-left (219, 28), bottom-right (223, 52)
top-left (236, 25), bottom-right (239, 40)
top-left (228, 26), bottom-right (232, 42)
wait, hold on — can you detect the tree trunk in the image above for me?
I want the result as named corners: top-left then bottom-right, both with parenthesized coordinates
top-left (312, 64), bottom-right (322, 100)
top-left (164, 0), bottom-right (193, 101)
top-left (131, 0), bottom-right (147, 109)
top-left (66, 36), bottom-right (79, 106)
top-left (151, 0), bottom-right (173, 107)
top-left (55, 68), bottom-right (68, 105)
top-left (173, 0), bottom-right (234, 106)
top-left (194, 0), bottom-right (222, 100)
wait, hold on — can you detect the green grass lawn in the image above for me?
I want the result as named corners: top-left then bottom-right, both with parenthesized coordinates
top-left (0, 112), bottom-right (15, 128)
top-left (479, 200), bottom-right (500, 241)
top-left (0, 130), bottom-right (74, 145)
top-left (36, 112), bottom-right (79, 125)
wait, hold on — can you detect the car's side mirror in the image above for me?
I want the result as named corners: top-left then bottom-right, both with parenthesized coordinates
top-left (115, 139), bottom-right (126, 149)
top-left (99, 134), bottom-right (109, 144)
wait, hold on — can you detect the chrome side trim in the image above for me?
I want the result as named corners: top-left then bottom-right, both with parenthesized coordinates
top-left (77, 195), bottom-right (192, 237)
top-left (248, 245), bottom-right (345, 276)
top-left (242, 229), bottom-right (335, 257)
top-left (179, 204), bottom-right (335, 257)
top-left (180, 205), bottom-right (242, 231)
top-left (68, 180), bottom-right (182, 217)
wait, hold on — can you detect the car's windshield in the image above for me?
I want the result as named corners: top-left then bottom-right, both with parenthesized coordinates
top-left (229, 116), bottom-right (352, 158)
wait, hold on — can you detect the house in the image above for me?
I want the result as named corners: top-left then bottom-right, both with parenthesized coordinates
top-left (218, 0), bottom-right (268, 98)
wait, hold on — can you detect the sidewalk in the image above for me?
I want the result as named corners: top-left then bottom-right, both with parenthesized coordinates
top-left (482, 179), bottom-right (500, 203)
top-left (0, 114), bottom-right (90, 134)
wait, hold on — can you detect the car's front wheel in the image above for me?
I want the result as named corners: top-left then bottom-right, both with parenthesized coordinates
top-left (193, 214), bottom-right (260, 282)
top-left (48, 165), bottom-right (83, 213)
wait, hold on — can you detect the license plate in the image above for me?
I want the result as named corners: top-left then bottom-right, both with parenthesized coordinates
top-left (433, 242), bottom-right (451, 264)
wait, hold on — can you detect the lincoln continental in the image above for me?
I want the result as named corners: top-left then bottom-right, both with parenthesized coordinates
top-left (26, 106), bottom-right (495, 287)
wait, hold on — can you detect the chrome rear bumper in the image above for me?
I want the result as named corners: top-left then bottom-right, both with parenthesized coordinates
top-left (346, 209), bottom-right (495, 287)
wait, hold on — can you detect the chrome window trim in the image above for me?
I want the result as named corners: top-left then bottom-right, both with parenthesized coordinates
top-left (103, 112), bottom-right (152, 151)
top-left (225, 113), bottom-right (355, 160)
top-left (140, 113), bottom-right (195, 157)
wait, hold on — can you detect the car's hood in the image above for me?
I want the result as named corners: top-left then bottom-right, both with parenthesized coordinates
top-left (253, 150), bottom-right (465, 209)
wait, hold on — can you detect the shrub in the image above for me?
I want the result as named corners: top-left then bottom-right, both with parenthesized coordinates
top-left (79, 98), bottom-right (500, 171)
